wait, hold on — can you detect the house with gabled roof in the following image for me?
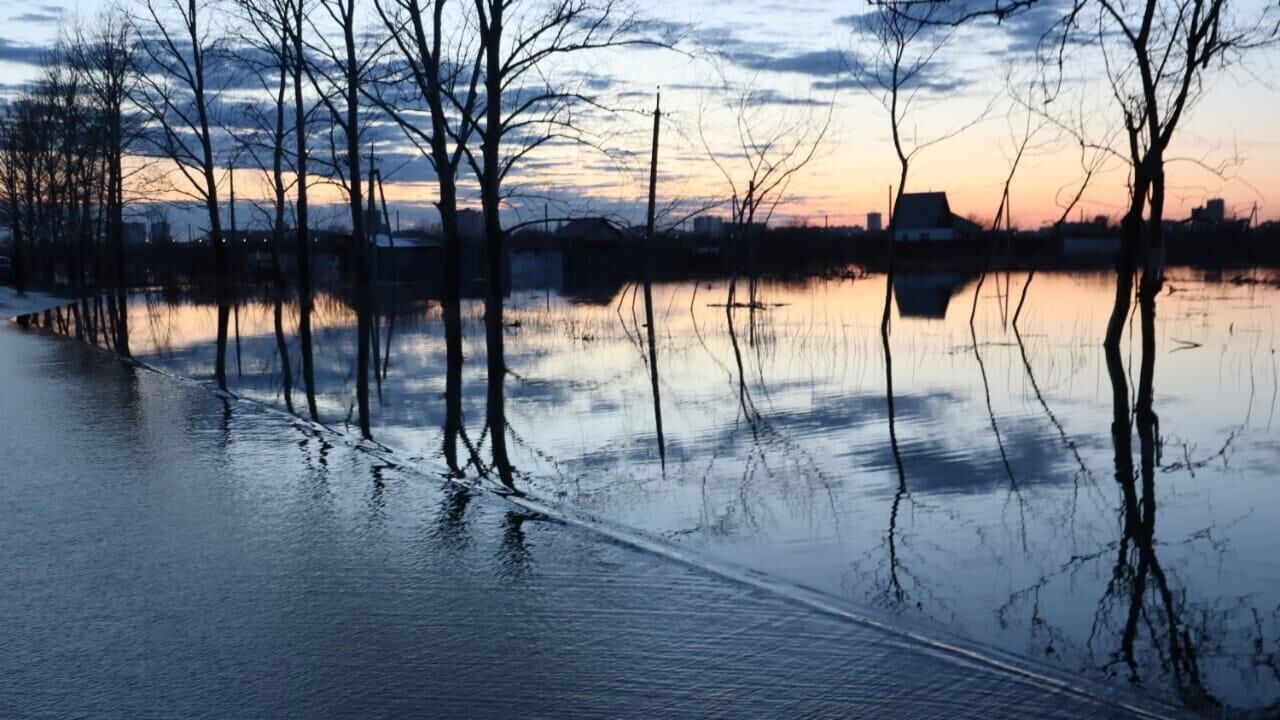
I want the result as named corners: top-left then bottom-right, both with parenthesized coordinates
top-left (892, 192), bottom-right (975, 242)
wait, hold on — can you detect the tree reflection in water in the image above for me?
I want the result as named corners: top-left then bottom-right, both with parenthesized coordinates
top-left (16, 266), bottom-right (1280, 714)
top-left (1102, 281), bottom-right (1219, 712)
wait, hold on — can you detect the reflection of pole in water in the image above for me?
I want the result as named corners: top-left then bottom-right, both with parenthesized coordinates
top-left (881, 286), bottom-right (908, 605)
top-left (355, 282), bottom-right (373, 440)
top-left (233, 301), bottom-right (242, 377)
top-left (643, 285), bottom-right (666, 468)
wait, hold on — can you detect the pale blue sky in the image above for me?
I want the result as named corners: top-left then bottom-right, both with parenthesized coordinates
top-left (2, 0), bottom-right (1279, 228)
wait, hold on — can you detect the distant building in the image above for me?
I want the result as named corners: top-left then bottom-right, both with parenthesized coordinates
top-left (457, 208), bottom-right (484, 240)
top-left (1054, 215), bottom-right (1117, 256)
top-left (149, 221), bottom-right (171, 245)
top-left (866, 212), bottom-right (882, 232)
top-left (693, 215), bottom-right (726, 238)
top-left (375, 229), bottom-right (443, 282)
top-left (364, 207), bottom-right (390, 236)
top-left (123, 222), bottom-right (147, 246)
top-left (555, 218), bottom-right (628, 247)
top-left (1191, 198), bottom-right (1226, 224)
top-left (891, 192), bottom-right (973, 242)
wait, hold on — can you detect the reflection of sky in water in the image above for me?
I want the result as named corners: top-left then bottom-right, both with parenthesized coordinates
top-left (98, 267), bottom-right (1280, 714)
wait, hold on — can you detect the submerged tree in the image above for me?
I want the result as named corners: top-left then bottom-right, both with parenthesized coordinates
top-left (283, 0), bottom-right (320, 420)
top-left (368, 0), bottom-right (485, 469)
top-left (70, 11), bottom-right (145, 350)
top-left (696, 75), bottom-right (830, 311)
top-left (854, 1), bottom-right (977, 334)
top-left (1076, 0), bottom-right (1280, 345)
top-left (233, 0), bottom-right (300, 411)
top-left (875, 0), bottom-right (1280, 344)
top-left (133, 0), bottom-right (236, 386)
top-left (467, 0), bottom-right (652, 489)
top-left (133, 0), bottom-right (232, 284)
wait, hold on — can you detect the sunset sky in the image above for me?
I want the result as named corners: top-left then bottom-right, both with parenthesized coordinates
top-left (2, 0), bottom-right (1279, 233)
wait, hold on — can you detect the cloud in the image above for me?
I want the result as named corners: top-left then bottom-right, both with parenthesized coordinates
top-left (11, 12), bottom-right (61, 23)
top-left (811, 69), bottom-right (967, 95)
top-left (742, 88), bottom-right (828, 107)
top-left (839, 0), bottom-right (1082, 57)
top-left (998, 0), bottom-right (1087, 55)
top-left (731, 49), bottom-right (851, 78)
top-left (0, 37), bottom-right (48, 66)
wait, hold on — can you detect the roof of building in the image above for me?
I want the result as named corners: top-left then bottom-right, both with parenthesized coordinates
top-left (951, 214), bottom-right (983, 235)
top-left (892, 192), bottom-right (953, 231)
top-left (555, 218), bottom-right (628, 243)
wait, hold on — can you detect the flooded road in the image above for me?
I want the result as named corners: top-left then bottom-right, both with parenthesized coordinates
top-left (0, 322), bottom-right (1172, 719)
top-left (16, 263), bottom-right (1280, 716)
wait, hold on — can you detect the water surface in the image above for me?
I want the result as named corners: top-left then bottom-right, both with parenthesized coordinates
top-left (25, 263), bottom-right (1280, 715)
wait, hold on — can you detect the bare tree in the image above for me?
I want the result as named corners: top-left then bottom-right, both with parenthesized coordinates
top-left (300, 0), bottom-right (381, 439)
top-left (232, 0), bottom-right (299, 411)
top-left (0, 96), bottom-right (42, 297)
top-left (282, 0), bottom-right (320, 420)
top-left (368, 0), bottom-right (484, 468)
top-left (877, 0), bottom-right (1280, 344)
top-left (696, 73), bottom-right (831, 310)
top-left (1073, 0), bottom-right (1280, 345)
top-left (1012, 93), bottom-right (1115, 328)
top-left (968, 79), bottom-right (1053, 327)
top-left (856, 2), bottom-right (984, 335)
top-left (467, 0), bottom-right (652, 489)
top-left (133, 0), bottom-right (232, 283)
top-left (68, 9), bottom-right (145, 336)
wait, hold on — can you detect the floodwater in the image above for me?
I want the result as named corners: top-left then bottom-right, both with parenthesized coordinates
top-left (0, 314), bottom-right (1155, 720)
top-left (19, 262), bottom-right (1280, 717)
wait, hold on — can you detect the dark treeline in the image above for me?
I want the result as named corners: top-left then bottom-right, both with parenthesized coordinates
top-left (1, 0), bottom-right (652, 483)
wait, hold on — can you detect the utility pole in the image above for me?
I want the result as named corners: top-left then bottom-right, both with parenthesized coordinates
top-left (887, 185), bottom-right (893, 229)
top-left (229, 163), bottom-right (242, 377)
top-left (642, 91), bottom-right (666, 469)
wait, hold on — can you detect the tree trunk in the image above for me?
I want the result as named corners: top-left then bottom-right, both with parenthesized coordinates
top-left (479, 2), bottom-right (513, 487)
top-left (293, 0), bottom-right (318, 421)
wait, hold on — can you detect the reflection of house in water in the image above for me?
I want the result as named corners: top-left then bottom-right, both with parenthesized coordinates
top-left (555, 218), bottom-right (632, 304)
top-left (559, 261), bottom-right (628, 305)
top-left (510, 250), bottom-right (563, 291)
top-left (374, 230), bottom-right (443, 283)
top-left (893, 272), bottom-right (974, 319)
top-left (892, 192), bottom-right (980, 242)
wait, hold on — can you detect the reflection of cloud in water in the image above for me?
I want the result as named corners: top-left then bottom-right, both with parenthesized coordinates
top-left (45, 268), bottom-right (1280, 716)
